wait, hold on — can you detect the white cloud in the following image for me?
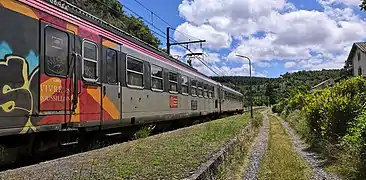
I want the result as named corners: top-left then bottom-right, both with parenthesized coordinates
top-left (174, 0), bottom-right (366, 77)
top-left (174, 23), bottom-right (232, 50)
top-left (284, 61), bottom-right (297, 68)
top-left (318, 0), bottom-right (361, 6)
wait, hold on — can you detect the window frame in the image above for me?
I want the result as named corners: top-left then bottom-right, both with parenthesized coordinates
top-left (151, 64), bottom-right (164, 92)
top-left (358, 52), bottom-right (361, 61)
top-left (181, 75), bottom-right (189, 95)
top-left (197, 82), bottom-right (203, 97)
top-left (44, 26), bottom-right (70, 78)
top-left (203, 84), bottom-right (208, 98)
top-left (105, 48), bottom-right (118, 84)
top-left (82, 39), bottom-right (99, 82)
top-left (191, 79), bottom-right (197, 96)
top-left (126, 56), bottom-right (144, 89)
top-left (169, 71), bottom-right (178, 93)
top-left (359, 66), bottom-right (362, 76)
top-left (208, 85), bottom-right (213, 99)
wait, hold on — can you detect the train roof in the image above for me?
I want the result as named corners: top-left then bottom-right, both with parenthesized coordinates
top-left (222, 85), bottom-right (243, 96)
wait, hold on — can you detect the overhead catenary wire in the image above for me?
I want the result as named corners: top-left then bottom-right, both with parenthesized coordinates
top-left (131, 0), bottom-right (203, 41)
top-left (68, 0), bottom-right (235, 86)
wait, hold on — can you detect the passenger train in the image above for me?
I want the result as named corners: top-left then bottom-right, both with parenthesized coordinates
top-left (0, 0), bottom-right (244, 164)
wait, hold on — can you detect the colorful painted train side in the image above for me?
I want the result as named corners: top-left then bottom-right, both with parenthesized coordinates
top-left (0, 0), bottom-right (244, 165)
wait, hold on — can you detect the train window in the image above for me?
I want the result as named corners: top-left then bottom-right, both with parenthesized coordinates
top-left (181, 75), bottom-right (189, 95)
top-left (127, 57), bottom-right (144, 87)
top-left (198, 82), bottom-right (203, 97)
top-left (203, 84), bottom-right (208, 98)
top-left (82, 40), bottom-right (98, 81)
top-left (169, 72), bottom-right (178, 93)
top-left (151, 64), bottom-right (163, 91)
top-left (191, 79), bottom-right (197, 96)
top-left (45, 27), bottom-right (69, 76)
top-left (208, 86), bottom-right (213, 98)
top-left (106, 48), bottom-right (117, 84)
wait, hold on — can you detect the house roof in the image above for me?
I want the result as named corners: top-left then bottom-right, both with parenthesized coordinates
top-left (346, 42), bottom-right (366, 63)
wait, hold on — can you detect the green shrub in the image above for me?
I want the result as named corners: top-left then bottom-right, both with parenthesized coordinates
top-left (286, 110), bottom-right (311, 140)
top-left (302, 77), bottom-right (366, 142)
top-left (134, 125), bottom-right (156, 139)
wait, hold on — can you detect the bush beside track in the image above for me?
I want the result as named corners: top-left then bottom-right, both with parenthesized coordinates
top-left (0, 111), bottom-right (257, 180)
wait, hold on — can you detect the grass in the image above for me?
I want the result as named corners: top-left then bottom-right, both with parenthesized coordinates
top-left (0, 112), bottom-right (253, 180)
top-left (258, 115), bottom-right (311, 180)
top-left (216, 110), bottom-right (264, 180)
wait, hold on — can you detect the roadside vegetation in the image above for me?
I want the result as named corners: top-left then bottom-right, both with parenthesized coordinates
top-left (258, 115), bottom-right (311, 180)
top-left (0, 112), bottom-right (254, 180)
top-left (272, 76), bottom-right (366, 179)
top-left (216, 110), bottom-right (264, 179)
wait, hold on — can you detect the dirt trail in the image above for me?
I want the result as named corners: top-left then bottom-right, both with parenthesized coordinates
top-left (242, 111), bottom-right (340, 180)
top-left (277, 115), bottom-right (340, 180)
top-left (242, 111), bottom-right (270, 180)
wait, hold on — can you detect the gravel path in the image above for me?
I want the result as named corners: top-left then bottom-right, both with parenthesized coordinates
top-left (277, 115), bottom-right (340, 180)
top-left (242, 112), bottom-right (269, 180)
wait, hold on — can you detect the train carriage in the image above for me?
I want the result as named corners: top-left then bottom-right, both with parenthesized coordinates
top-left (0, 0), bottom-right (244, 165)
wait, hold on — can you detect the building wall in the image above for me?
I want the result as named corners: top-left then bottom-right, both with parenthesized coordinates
top-left (352, 48), bottom-right (366, 76)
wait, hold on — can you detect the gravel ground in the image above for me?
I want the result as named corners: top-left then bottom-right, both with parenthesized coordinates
top-left (277, 115), bottom-right (341, 180)
top-left (242, 112), bottom-right (269, 180)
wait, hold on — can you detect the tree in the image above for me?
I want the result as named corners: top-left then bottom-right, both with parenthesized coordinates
top-left (361, 0), bottom-right (366, 11)
top-left (65, 0), bottom-right (161, 48)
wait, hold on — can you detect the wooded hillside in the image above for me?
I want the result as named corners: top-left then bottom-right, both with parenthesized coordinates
top-left (211, 69), bottom-right (345, 106)
top-left (65, 0), bottom-right (161, 47)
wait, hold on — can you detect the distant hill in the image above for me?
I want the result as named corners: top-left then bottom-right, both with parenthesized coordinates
top-left (211, 69), bottom-right (345, 106)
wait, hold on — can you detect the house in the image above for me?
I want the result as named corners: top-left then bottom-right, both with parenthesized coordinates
top-left (345, 42), bottom-right (366, 76)
top-left (310, 78), bottom-right (335, 93)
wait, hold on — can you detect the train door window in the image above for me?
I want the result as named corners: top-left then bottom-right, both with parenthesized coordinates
top-left (198, 82), bottom-right (203, 97)
top-left (45, 27), bottom-right (69, 76)
top-left (82, 40), bottom-right (98, 81)
top-left (126, 57), bottom-right (144, 88)
top-left (181, 75), bottom-right (189, 95)
top-left (169, 72), bottom-right (178, 93)
top-left (203, 84), bottom-right (208, 98)
top-left (106, 48), bottom-right (117, 84)
top-left (191, 79), bottom-right (197, 96)
top-left (151, 64), bottom-right (163, 91)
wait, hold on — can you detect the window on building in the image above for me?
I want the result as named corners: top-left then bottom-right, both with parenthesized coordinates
top-left (151, 64), bottom-right (163, 91)
top-left (106, 48), bottom-right (117, 84)
top-left (191, 79), bottom-right (197, 96)
top-left (169, 72), bottom-right (178, 92)
top-left (127, 57), bottom-right (143, 87)
top-left (45, 27), bottom-right (69, 76)
top-left (198, 82), bottom-right (203, 97)
top-left (181, 75), bottom-right (189, 94)
top-left (359, 67), bottom-right (362, 76)
top-left (82, 40), bottom-right (98, 81)
top-left (358, 52), bottom-right (361, 61)
top-left (203, 84), bottom-right (208, 98)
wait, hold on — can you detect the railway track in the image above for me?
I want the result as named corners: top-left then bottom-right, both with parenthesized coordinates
top-left (0, 112), bottom-right (240, 172)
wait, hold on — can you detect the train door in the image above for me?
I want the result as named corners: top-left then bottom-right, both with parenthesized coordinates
top-left (218, 86), bottom-right (222, 113)
top-left (101, 38), bottom-right (121, 126)
top-left (39, 21), bottom-right (75, 124)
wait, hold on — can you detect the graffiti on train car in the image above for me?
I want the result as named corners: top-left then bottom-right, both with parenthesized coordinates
top-left (0, 41), bottom-right (39, 133)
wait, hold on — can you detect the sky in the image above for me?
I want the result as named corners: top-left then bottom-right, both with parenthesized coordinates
top-left (119, 0), bottom-right (366, 78)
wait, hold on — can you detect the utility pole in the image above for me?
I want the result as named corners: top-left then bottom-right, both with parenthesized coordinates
top-left (236, 55), bottom-right (253, 119)
top-left (166, 27), bottom-right (206, 56)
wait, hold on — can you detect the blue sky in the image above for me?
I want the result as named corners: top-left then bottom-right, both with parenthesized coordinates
top-left (120, 0), bottom-right (366, 78)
